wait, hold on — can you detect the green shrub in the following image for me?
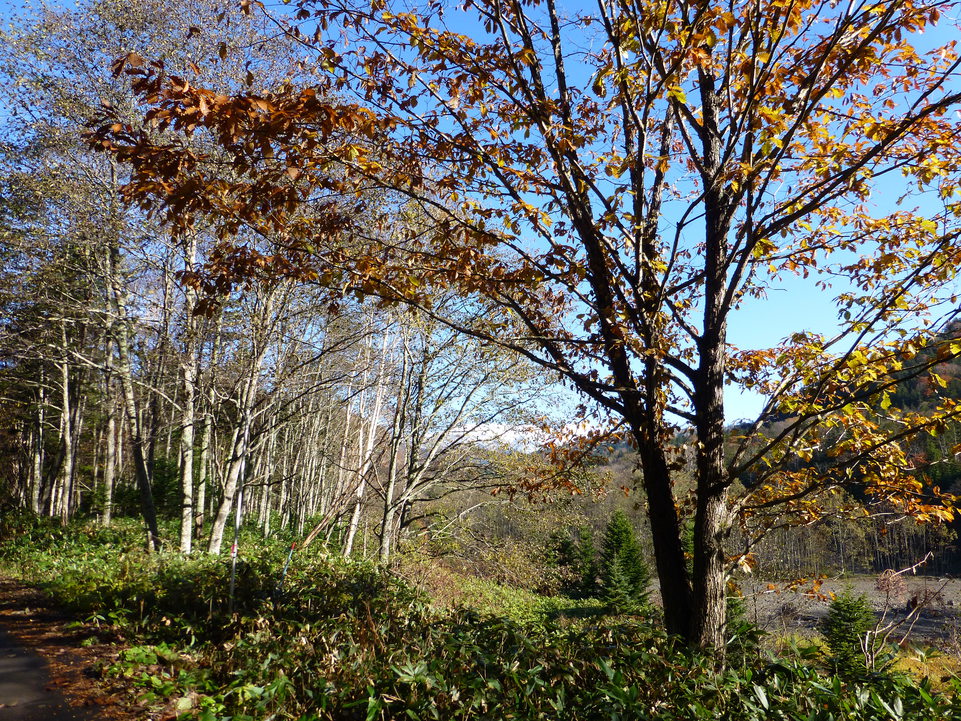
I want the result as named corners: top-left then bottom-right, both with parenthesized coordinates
top-left (7, 515), bottom-right (961, 720)
top-left (599, 509), bottom-right (650, 613)
top-left (821, 589), bottom-right (875, 675)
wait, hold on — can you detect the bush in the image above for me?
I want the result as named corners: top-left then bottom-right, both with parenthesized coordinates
top-left (599, 510), bottom-right (650, 613)
top-left (8, 515), bottom-right (961, 720)
top-left (821, 589), bottom-right (875, 675)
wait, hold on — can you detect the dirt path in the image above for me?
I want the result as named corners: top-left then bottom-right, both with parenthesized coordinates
top-left (0, 625), bottom-right (96, 720)
top-left (0, 578), bottom-right (140, 721)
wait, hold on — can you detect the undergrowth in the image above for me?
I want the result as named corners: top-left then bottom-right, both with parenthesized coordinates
top-left (3, 513), bottom-right (961, 720)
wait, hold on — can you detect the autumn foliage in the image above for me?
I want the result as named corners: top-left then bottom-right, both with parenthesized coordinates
top-left (93, 0), bottom-right (961, 650)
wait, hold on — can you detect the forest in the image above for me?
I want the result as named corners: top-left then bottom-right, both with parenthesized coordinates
top-left (4, 0), bottom-right (961, 718)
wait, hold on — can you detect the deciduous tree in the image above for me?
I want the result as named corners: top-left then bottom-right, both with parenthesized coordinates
top-left (96, 0), bottom-right (961, 651)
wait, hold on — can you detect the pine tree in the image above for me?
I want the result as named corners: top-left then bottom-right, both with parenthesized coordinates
top-left (550, 525), bottom-right (598, 598)
top-left (600, 510), bottom-right (650, 613)
top-left (821, 590), bottom-right (875, 675)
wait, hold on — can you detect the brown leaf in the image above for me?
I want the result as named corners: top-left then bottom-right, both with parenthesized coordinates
top-left (109, 52), bottom-right (144, 76)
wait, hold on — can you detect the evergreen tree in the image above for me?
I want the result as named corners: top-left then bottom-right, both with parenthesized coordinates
top-left (821, 590), bottom-right (875, 676)
top-left (550, 525), bottom-right (598, 598)
top-left (600, 510), bottom-right (650, 613)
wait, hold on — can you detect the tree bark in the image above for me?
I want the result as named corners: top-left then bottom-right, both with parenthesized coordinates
top-left (107, 240), bottom-right (161, 551)
top-left (208, 425), bottom-right (249, 554)
top-left (101, 318), bottom-right (117, 526)
top-left (178, 357), bottom-right (197, 553)
top-left (194, 412), bottom-right (211, 537)
top-left (178, 236), bottom-right (200, 553)
top-left (103, 400), bottom-right (117, 526)
top-left (29, 373), bottom-right (46, 515)
top-left (194, 314), bottom-right (223, 539)
top-left (689, 68), bottom-right (735, 652)
top-left (635, 437), bottom-right (692, 638)
top-left (379, 344), bottom-right (409, 564)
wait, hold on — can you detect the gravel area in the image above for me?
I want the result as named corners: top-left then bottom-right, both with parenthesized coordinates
top-left (739, 576), bottom-right (961, 647)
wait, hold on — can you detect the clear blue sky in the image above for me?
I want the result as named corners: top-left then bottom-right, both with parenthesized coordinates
top-left (725, 278), bottom-right (838, 422)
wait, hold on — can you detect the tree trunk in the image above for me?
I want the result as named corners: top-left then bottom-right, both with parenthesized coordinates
top-left (344, 328), bottom-right (389, 557)
top-left (107, 240), bottom-right (161, 551)
top-left (208, 424), bottom-right (248, 555)
top-left (178, 360), bottom-right (197, 553)
top-left (55, 336), bottom-right (75, 525)
top-left (689, 336), bottom-right (730, 651)
top-left (103, 401), bottom-right (117, 526)
top-left (101, 317), bottom-right (117, 526)
top-left (29, 372), bottom-right (46, 515)
top-left (194, 314), bottom-right (223, 538)
top-left (194, 412), bottom-right (211, 537)
top-left (379, 335), bottom-right (410, 564)
top-left (29, 426), bottom-right (42, 514)
top-left (691, 73), bottom-right (735, 652)
top-left (178, 236), bottom-right (200, 553)
top-left (635, 438), bottom-right (693, 638)
top-left (207, 290), bottom-right (273, 555)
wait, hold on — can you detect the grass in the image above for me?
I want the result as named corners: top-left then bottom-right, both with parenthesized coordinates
top-left (895, 648), bottom-right (961, 691)
top-left (5, 513), bottom-right (961, 720)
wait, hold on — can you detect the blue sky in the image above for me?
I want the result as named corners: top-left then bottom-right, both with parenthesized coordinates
top-left (3, 0), bottom-right (959, 426)
top-left (725, 276), bottom-right (840, 422)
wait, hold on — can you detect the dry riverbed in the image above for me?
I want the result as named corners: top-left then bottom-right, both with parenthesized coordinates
top-left (740, 575), bottom-right (961, 648)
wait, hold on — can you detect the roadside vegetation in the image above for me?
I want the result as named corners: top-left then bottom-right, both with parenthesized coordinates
top-left (3, 513), bottom-right (961, 721)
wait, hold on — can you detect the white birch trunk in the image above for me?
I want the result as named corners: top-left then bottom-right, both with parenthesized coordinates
top-left (178, 235), bottom-right (200, 553)
top-left (343, 329), bottom-right (390, 557)
top-left (206, 290), bottom-right (274, 554)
